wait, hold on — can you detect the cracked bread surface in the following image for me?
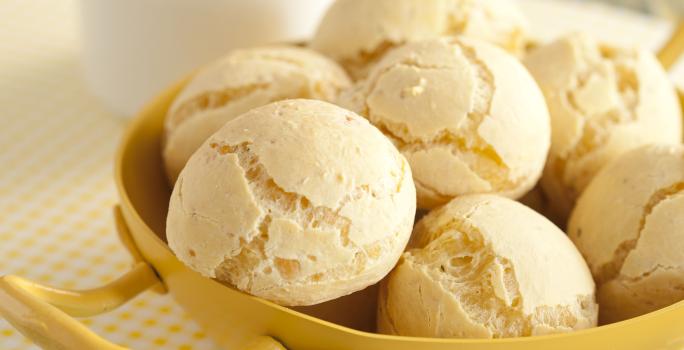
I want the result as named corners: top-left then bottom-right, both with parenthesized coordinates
top-left (310, 0), bottom-right (528, 80)
top-left (163, 45), bottom-right (351, 184)
top-left (166, 99), bottom-right (416, 306)
top-left (568, 144), bottom-right (684, 323)
top-left (524, 34), bottom-right (683, 223)
top-left (378, 195), bottom-right (597, 338)
top-left (338, 37), bottom-right (550, 209)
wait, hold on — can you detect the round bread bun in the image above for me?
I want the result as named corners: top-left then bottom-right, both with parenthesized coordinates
top-left (310, 0), bottom-right (528, 80)
top-left (166, 99), bottom-right (416, 306)
top-left (378, 194), bottom-right (597, 338)
top-left (163, 45), bottom-right (351, 183)
top-left (568, 144), bottom-right (684, 324)
top-left (524, 33), bottom-right (683, 223)
top-left (339, 37), bottom-right (550, 209)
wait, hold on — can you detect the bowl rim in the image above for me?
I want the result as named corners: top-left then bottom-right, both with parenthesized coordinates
top-left (113, 79), bottom-right (684, 344)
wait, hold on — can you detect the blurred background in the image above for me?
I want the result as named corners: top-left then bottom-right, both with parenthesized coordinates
top-left (78, 0), bottom-right (684, 117)
top-left (585, 0), bottom-right (684, 19)
top-left (0, 0), bottom-right (682, 349)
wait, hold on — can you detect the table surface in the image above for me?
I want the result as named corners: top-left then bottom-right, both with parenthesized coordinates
top-left (0, 0), bottom-right (683, 349)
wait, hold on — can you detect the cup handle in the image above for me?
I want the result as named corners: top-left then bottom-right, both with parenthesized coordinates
top-left (658, 20), bottom-right (684, 70)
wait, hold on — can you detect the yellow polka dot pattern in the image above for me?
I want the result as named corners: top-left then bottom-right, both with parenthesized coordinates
top-left (2, 1), bottom-right (684, 349)
top-left (0, 1), bottom-right (216, 349)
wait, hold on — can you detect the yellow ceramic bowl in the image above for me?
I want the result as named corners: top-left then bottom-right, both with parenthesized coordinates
top-left (2, 23), bottom-right (684, 348)
top-left (0, 80), bottom-right (683, 350)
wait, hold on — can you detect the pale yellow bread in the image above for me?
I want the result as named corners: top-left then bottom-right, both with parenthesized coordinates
top-left (378, 194), bottom-right (597, 338)
top-left (339, 37), bottom-right (550, 209)
top-left (166, 99), bottom-right (416, 306)
top-left (310, 0), bottom-right (527, 80)
top-left (568, 144), bottom-right (684, 324)
top-left (163, 45), bottom-right (351, 183)
top-left (524, 33), bottom-right (683, 223)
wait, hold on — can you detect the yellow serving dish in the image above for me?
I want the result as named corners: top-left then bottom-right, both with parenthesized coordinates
top-left (2, 25), bottom-right (684, 350)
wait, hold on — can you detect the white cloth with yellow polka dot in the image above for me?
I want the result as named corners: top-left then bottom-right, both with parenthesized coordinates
top-left (0, 1), bottom-right (683, 349)
top-left (0, 1), bottom-right (215, 349)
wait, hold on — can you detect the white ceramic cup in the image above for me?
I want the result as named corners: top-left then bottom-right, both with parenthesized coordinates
top-left (80, 0), bottom-right (333, 117)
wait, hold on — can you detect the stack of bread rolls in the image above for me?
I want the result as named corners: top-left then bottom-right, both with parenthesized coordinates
top-left (163, 0), bottom-right (683, 339)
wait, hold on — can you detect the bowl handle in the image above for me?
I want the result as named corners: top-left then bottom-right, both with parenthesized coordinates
top-left (658, 20), bottom-right (684, 70)
top-left (0, 207), bottom-right (287, 350)
top-left (0, 262), bottom-right (158, 349)
top-left (0, 274), bottom-right (288, 349)
top-left (0, 205), bottom-right (163, 349)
